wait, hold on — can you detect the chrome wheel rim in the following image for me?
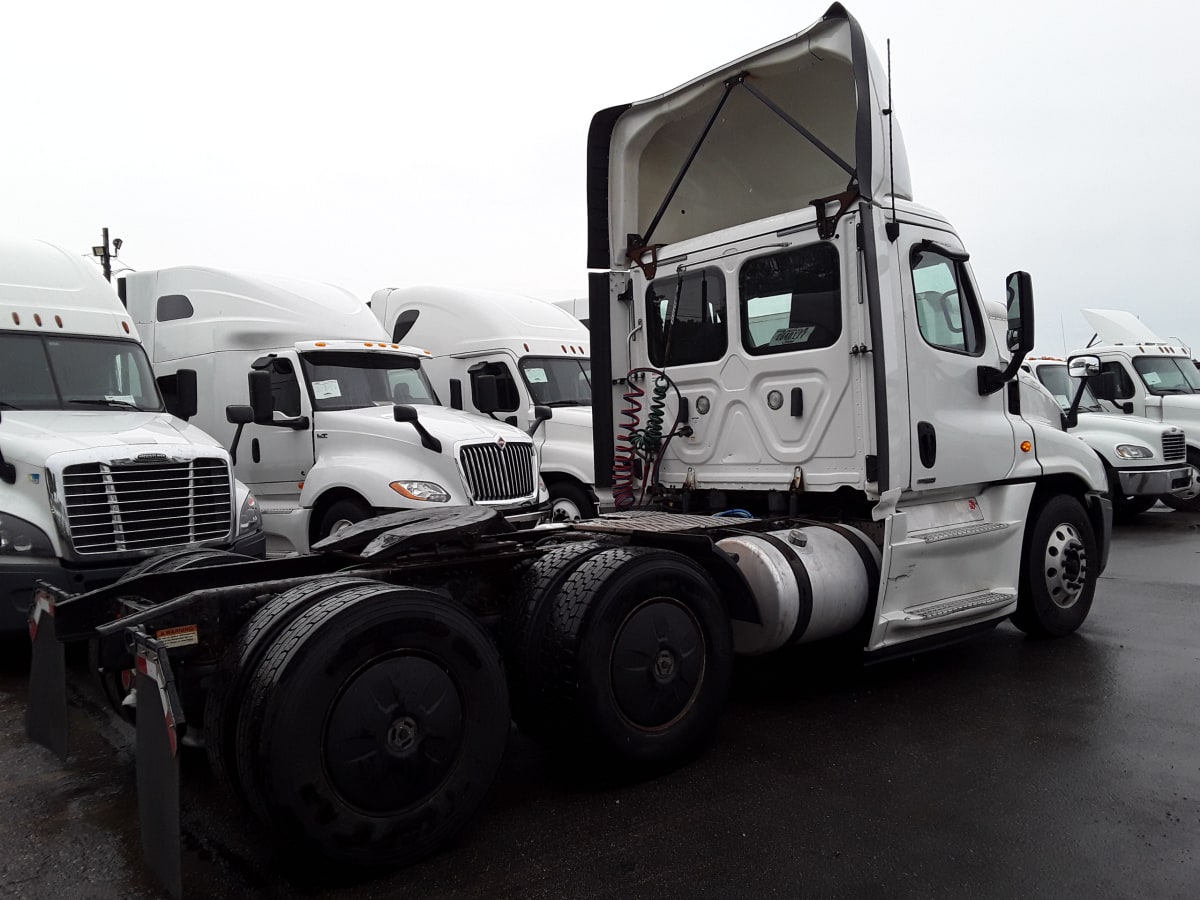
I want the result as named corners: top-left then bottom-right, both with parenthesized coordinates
top-left (1043, 522), bottom-right (1088, 608)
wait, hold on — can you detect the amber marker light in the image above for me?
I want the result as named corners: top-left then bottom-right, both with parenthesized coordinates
top-left (1020, 441), bottom-right (1033, 452)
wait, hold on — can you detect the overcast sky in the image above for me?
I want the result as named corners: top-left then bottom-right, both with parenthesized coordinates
top-left (4, 0), bottom-right (1198, 355)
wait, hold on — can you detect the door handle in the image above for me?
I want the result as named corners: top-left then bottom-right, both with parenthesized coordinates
top-left (917, 421), bottom-right (936, 468)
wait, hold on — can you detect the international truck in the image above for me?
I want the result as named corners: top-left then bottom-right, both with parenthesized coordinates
top-left (370, 285), bottom-right (598, 520)
top-left (119, 268), bottom-right (547, 555)
top-left (25, 6), bottom-right (1113, 897)
top-left (0, 238), bottom-right (264, 632)
top-left (1070, 308), bottom-right (1200, 510)
top-left (1023, 357), bottom-right (1189, 515)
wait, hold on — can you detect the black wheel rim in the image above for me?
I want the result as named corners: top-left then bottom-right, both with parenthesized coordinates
top-left (323, 654), bottom-right (464, 814)
top-left (609, 598), bottom-right (706, 730)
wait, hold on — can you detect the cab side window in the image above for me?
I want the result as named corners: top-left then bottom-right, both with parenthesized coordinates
top-left (1101, 361), bottom-right (1135, 399)
top-left (468, 361), bottom-right (520, 412)
top-left (910, 248), bottom-right (984, 356)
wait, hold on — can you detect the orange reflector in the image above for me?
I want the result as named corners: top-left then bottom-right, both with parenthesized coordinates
top-left (364, 342), bottom-right (373, 347)
top-left (391, 343), bottom-right (398, 349)
top-left (54, 315), bottom-right (63, 327)
top-left (315, 341), bottom-right (327, 347)
top-left (34, 314), bottom-right (43, 326)
top-left (10, 313), bottom-right (18, 325)
top-left (298, 482), bottom-right (304, 489)
top-left (523, 342), bottom-right (530, 352)
top-left (1020, 440), bottom-right (1032, 452)
top-left (122, 321), bottom-right (130, 333)
top-left (561, 344), bottom-right (567, 352)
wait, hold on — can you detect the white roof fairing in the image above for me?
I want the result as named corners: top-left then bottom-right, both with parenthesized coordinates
top-left (1081, 308), bottom-right (1165, 345)
top-left (591, 4), bottom-right (911, 270)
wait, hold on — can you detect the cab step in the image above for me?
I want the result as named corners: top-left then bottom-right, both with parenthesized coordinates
top-left (886, 590), bottom-right (1016, 628)
top-left (918, 522), bottom-right (1010, 543)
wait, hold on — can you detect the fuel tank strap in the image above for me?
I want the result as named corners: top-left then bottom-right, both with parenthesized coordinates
top-left (755, 532), bottom-right (813, 644)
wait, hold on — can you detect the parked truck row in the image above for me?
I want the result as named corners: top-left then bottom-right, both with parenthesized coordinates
top-left (8, 4), bottom-right (1194, 899)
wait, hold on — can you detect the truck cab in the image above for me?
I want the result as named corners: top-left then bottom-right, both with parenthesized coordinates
top-left (1023, 356), bottom-right (1189, 514)
top-left (371, 285), bottom-right (597, 520)
top-left (1072, 308), bottom-right (1200, 510)
top-left (122, 269), bottom-right (547, 555)
top-left (0, 239), bottom-right (264, 629)
top-left (587, 3), bottom-right (1111, 649)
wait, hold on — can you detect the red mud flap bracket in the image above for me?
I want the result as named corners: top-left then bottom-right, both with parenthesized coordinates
top-left (25, 583), bottom-right (69, 761)
top-left (131, 631), bottom-right (186, 900)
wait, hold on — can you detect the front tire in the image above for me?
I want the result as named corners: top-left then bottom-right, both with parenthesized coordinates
top-left (1011, 495), bottom-right (1097, 638)
top-left (1160, 448), bottom-right (1200, 512)
top-left (240, 584), bottom-right (510, 866)
top-left (316, 497), bottom-right (372, 541)
top-left (547, 481), bottom-right (596, 522)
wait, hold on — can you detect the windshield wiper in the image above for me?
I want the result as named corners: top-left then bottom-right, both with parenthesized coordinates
top-left (545, 400), bottom-right (583, 407)
top-left (67, 398), bottom-right (142, 410)
top-left (0, 401), bottom-right (21, 410)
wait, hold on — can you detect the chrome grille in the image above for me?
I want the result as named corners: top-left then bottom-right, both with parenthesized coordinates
top-left (458, 442), bottom-right (535, 502)
top-left (1162, 432), bottom-right (1186, 462)
top-left (60, 457), bottom-right (233, 555)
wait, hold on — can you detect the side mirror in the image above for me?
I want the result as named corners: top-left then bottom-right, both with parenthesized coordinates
top-left (1067, 355), bottom-right (1100, 379)
top-left (392, 404), bottom-right (442, 453)
top-left (1005, 271), bottom-right (1035, 357)
top-left (979, 271), bottom-right (1035, 395)
top-left (527, 405), bottom-right (553, 436)
top-left (473, 374), bottom-right (501, 413)
top-left (173, 368), bottom-right (198, 420)
top-left (226, 405), bottom-right (254, 425)
top-left (392, 404), bottom-right (418, 424)
top-left (248, 370), bottom-right (274, 425)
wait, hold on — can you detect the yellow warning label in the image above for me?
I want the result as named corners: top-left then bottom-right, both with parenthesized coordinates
top-left (155, 624), bottom-right (199, 648)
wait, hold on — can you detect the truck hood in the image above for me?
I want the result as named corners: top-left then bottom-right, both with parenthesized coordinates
top-left (0, 410), bottom-right (224, 465)
top-left (1080, 309), bottom-right (1164, 344)
top-left (1160, 395), bottom-right (1200, 429)
top-left (588, 2), bottom-right (911, 270)
top-left (1073, 411), bottom-right (1181, 453)
top-left (313, 404), bottom-right (532, 447)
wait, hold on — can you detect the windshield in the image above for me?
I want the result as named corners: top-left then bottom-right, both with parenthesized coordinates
top-left (0, 333), bottom-right (163, 411)
top-left (299, 351), bottom-right (439, 411)
top-left (1034, 364), bottom-right (1101, 412)
top-left (519, 356), bottom-right (592, 407)
top-left (1133, 356), bottom-right (1200, 395)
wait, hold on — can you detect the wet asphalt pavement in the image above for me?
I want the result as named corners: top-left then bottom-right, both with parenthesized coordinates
top-left (1, 508), bottom-right (1197, 899)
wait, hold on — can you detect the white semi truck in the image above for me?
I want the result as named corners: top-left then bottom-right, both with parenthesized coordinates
top-left (1023, 357), bottom-right (1189, 515)
top-left (1070, 308), bottom-right (1200, 511)
top-left (370, 285), bottom-right (597, 520)
top-left (0, 238), bottom-right (265, 632)
top-left (119, 268), bottom-right (547, 554)
top-left (25, 7), bottom-right (1115, 896)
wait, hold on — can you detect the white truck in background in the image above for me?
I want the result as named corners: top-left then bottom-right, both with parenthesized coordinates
top-left (0, 238), bottom-right (264, 630)
top-left (120, 268), bottom-right (547, 555)
top-left (552, 297), bottom-right (590, 329)
top-left (371, 285), bottom-right (598, 520)
top-left (1069, 308), bottom-right (1200, 510)
top-left (1022, 357), bottom-right (1189, 515)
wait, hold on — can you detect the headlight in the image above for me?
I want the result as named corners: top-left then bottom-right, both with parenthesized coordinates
top-left (1115, 444), bottom-right (1154, 460)
top-left (0, 514), bottom-right (56, 556)
top-left (238, 492), bottom-right (262, 533)
top-left (390, 481), bottom-right (451, 502)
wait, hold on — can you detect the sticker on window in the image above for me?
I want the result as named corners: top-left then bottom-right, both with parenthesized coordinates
top-left (312, 379), bottom-right (342, 399)
top-left (769, 326), bottom-right (815, 346)
top-left (1143, 371), bottom-right (1162, 386)
top-left (525, 367), bottom-right (548, 384)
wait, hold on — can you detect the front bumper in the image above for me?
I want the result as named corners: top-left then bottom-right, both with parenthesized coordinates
top-left (0, 531), bottom-right (267, 634)
top-left (1117, 465), bottom-right (1192, 496)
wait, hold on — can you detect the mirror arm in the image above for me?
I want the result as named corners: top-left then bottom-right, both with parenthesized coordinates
top-left (978, 354), bottom-right (1024, 396)
top-left (228, 423), bottom-right (245, 466)
top-left (1064, 378), bottom-right (1089, 429)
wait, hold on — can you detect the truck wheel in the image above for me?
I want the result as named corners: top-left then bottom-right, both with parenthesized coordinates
top-left (203, 575), bottom-right (381, 803)
top-left (98, 549), bottom-right (254, 722)
top-left (1160, 449), bottom-right (1200, 512)
top-left (317, 497), bottom-right (372, 541)
top-left (239, 584), bottom-right (509, 866)
top-left (548, 481), bottom-right (596, 522)
top-left (1011, 495), bottom-right (1097, 638)
top-left (536, 546), bottom-right (732, 765)
top-left (503, 540), bottom-right (608, 735)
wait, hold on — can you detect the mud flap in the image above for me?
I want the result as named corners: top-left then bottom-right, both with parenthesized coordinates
top-left (25, 585), bottom-right (69, 761)
top-left (132, 632), bottom-right (184, 900)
